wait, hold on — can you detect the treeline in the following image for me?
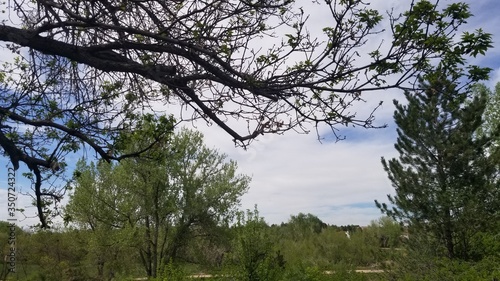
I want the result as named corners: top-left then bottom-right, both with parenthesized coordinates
top-left (2, 211), bottom-right (499, 281)
top-left (0, 214), bottom-right (405, 281)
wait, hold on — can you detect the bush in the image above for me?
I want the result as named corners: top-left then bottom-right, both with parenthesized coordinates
top-left (223, 208), bottom-right (285, 281)
top-left (282, 263), bottom-right (373, 281)
top-left (153, 260), bottom-right (188, 281)
top-left (390, 255), bottom-right (500, 281)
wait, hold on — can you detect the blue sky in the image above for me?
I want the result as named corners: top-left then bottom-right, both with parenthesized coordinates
top-left (1, 0), bottom-right (500, 227)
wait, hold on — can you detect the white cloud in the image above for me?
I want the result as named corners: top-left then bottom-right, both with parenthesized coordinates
top-left (488, 67), bottom-right (500, 88)
top-left (195, 111), bottom-right (399, 226)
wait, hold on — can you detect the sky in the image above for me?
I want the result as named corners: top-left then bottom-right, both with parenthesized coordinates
top-left (1, 0), bottom-right (500, 228)
top-left (190, 0), bottom-right (500, 227)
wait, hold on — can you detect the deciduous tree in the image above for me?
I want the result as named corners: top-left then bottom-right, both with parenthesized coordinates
top-left (473, 82), bottom-right (500, 144)
top-left (65, 127), bottom-right (250, 278)
top-left (283, 213), bottom-right (327, 241)
top-left (227, 207), bottom-right (285, 281)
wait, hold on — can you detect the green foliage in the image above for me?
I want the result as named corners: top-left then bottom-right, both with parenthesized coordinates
top-left (391, 255), bottom-right (500, 281)
top-left (367, 217), bottom-right (404, 248)
top-left (3, 214), bottom-right (450, 280)
top-left (285, 213), bottom-right (327, 239)
top-left (14, 229), bottom-right (93, 281)
top-left (392, 1), bottom-right (492, 83)
top-left (283, 263), bottom-right (373, 281)
top-left (65, 128), bottom-right (250, 278)
top-left (358, 9), bottom-right (382, 29)
top-left (225, 207), bottom-right (285, 281)
top-left (377, 68), bottom-right (499, 260)
top-left (154, 260), bottom-right (188, 281)
top-left (282, 220), bottom-right (395, 270)
top-left (283, 265), bottom-right (326, 281)
top-left (468, 227), bottom-right (500, 261)
top-left (474, 82), bottom-right (500, 144)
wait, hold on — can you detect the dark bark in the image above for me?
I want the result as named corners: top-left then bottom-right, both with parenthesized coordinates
top-left (0, 26), bottom-right (176, 76)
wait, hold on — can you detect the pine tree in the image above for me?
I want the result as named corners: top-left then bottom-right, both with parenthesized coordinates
top-left (376, 70), bottom-right (499, 260)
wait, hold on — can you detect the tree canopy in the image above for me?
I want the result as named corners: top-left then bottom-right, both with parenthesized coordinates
top-left (0, 0), bottom-right (492, 226)
top-left (65, 128), bottom-right (250, 277)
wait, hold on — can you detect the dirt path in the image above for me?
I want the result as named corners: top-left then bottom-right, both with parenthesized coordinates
top-left (132, 269), bottom-right (386, 279)
top-left (324, 269), bottom-right (385, 274)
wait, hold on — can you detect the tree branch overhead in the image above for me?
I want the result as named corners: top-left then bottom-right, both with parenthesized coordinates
top-left (0, 0), bottom-right (492, 227)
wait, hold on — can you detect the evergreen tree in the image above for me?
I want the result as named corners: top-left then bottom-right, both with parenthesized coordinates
top-left (376, 70), bottom-right (499, 260)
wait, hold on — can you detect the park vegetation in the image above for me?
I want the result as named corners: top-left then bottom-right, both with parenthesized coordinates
top-left (1, 0), bottom-right (499, 280)
top-left (1, 107), bottom-right (499, 279)
top-left (1, 209), bottom-right (410, 280)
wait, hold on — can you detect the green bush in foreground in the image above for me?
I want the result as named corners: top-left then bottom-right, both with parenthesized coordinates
top-left (390, 255), bottom-right (500, 281)
top-left (282, 263), bottom-right (374, 281)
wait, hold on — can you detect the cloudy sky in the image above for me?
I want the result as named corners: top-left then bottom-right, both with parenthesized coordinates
top-left (195, 0), bottom-right (500, 227)
top-left (1, 0), bottom-right (500, 228)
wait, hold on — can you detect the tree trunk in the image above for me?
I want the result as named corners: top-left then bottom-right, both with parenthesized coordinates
top-left (443, 208), bottom-right (455, 259)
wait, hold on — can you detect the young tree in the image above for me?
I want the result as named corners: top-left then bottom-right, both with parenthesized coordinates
top-left (376, 70), bottom-right (499, 260)
top-left (283, 213), bottom-right (327, 241)
top-left (0, 0), bottom-right (492, 226)
top-left (227, 207), bottom-right (285, 281)
top-left (65, 128), bottom-right (250, 278)
top-left (63, 160), bottom-right (137, 279)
